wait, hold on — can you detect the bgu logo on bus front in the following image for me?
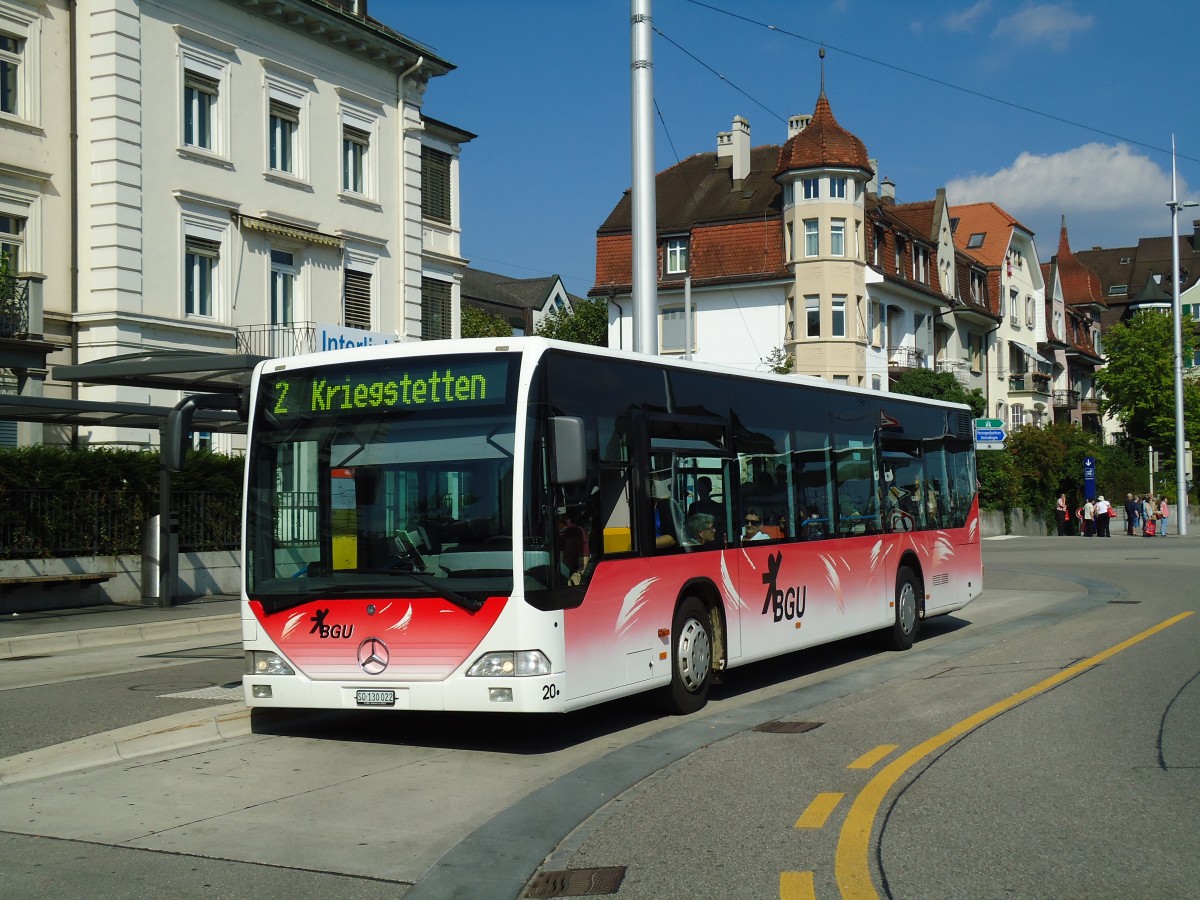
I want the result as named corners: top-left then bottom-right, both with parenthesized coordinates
top-left (760, 552), bottom-right (806, 623)
top-left (309, 608), bottom-right (355, 639)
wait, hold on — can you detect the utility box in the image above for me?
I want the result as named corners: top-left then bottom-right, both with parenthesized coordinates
top-left (141, 515), bottom-right (179, 602)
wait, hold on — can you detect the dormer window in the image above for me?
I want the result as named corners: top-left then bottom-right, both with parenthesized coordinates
top-left (802, 177), bottom-right (820, 200)
top-left (664, 236), bottom-right (689, 275)
top-left (967, 232), bottom-right (985, 250)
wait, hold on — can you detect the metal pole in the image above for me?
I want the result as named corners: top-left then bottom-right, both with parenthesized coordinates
top-left (1149, 444), bottom-right (1154, 496)
top-left (1168, 137), bottom-right (1191, 535)
top-left (630, 0), bottom-right (658, 354)
top-left (683, 275), bottom-right (692, 361)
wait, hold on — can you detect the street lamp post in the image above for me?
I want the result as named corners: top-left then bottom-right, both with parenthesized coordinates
top-left (1167, 136), bottom-right (1197, 536)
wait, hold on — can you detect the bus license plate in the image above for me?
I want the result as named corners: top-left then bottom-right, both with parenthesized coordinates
top-left (356, 690), bottom-right (395, 707)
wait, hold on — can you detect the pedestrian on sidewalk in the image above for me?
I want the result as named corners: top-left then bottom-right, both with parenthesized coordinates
top-left (1055, 493), bottom-right (1069, 535)
top-left (1082, 497), bottom-right (1095, 537)
top-left (1094, 496), bottom-right (1111, 537)
top-left (1124, 493), bottom-right (1140, 536)
top-left (1159, 497), bottom-right (1170, 536)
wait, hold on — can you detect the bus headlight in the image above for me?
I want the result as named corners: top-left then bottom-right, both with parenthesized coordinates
top-left (466, 650), bottom-right (551, 677)
top-left (246, 651), bottom-right (295, 676)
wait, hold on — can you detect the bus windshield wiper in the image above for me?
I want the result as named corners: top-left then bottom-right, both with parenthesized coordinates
top-left (381, 571), bottom-right (484, 612)
top-left (256, 579), bottom-right (483, 614)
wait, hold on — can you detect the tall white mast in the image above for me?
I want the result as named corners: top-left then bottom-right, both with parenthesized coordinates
top-left (631, 0), bottom-right (658, 354)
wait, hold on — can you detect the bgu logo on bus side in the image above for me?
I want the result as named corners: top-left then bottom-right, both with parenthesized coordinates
top-left (760, 552), bottom-right (807, 623)
top-left (309, 608), bottom-right (355, 639)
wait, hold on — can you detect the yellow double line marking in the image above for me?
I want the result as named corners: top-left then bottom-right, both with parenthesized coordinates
top-left (782, 612), bottom-right (1192, 900)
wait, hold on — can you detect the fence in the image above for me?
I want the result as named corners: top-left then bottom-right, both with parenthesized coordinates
top-left (0, 491), bottom-right (240, 559)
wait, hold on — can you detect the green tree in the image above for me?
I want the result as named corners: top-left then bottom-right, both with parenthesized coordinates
top-left (534, 296), bottom-right (609, 346)
top-left (761, 347), bottom-right (794, 374)
top-left (1096, 310), bottom-right (1200, 467)
top-left (890, 369), bottom-right (986, 417)
top-left (460, 306), bottom-right (514, 339)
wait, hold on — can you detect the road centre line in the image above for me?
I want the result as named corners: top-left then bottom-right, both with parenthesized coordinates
top-left (780, 870), bottom-right (816, 900)
top-left (848, 745), bottom-right (898, 769)
top-left (830, 611), bottom-right (1194, 900)
top-left (794, 792), bottom-right (844, 829)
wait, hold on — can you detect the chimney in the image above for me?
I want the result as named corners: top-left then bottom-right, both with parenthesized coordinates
top-left (866, 158), bottom-right (879, 196)
top-left (787, 114), bottom-right (811, 138)
top-left (717, 117), bottom-right (750, 184)
top-left (881, 178), bottom-right (895, 204)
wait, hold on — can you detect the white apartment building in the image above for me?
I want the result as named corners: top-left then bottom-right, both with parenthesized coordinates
top-left (1, 0), bottom-right (469, 450)
top-left (951, 202), bottom-right (1049, 429)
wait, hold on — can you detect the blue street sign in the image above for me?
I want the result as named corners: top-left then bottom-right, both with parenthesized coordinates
top-left (1083, 456), bottom-right (1096, 499)
top-left (974, 428), bottom-right (1007, 443)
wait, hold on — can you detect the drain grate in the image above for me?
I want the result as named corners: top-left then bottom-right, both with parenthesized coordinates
top-left (754, 720), bottom-right (823, 734)
top-left (524, 866), bottom-right (626, 898)
top-left (3, 654), bottom-right (49, 662)
top-left (1108, 600), bottom-right (1142, 604)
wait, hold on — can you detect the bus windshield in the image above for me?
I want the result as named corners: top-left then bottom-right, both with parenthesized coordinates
top-left (245, 354), bottom-right (523, 610)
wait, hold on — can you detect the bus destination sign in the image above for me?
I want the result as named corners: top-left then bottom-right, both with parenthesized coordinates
top-left (263, 358), bottom-right (510, 422)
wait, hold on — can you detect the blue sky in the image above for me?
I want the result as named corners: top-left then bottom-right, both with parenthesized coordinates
top-left (375, 0), bottom-right (1200, 298)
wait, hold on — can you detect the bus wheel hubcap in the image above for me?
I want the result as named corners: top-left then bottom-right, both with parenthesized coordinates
top-left (898, 583), bottom-right (917, 634)
top-left (677, 618), bottom-right (711, 692)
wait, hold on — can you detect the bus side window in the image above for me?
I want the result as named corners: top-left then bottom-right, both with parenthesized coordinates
top-left (598, 467), bottom-right (634, 555)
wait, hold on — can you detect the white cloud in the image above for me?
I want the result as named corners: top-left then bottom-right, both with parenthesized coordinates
top-left (946, 143), bottom-right (1186, 249)
top-left (944, 1), bottom-right (992, 32)
top-left (994, 4), bottom-right (1094, 50)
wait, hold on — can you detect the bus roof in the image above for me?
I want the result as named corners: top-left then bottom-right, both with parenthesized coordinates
top-left (252, 336), bottom-right (972, 413)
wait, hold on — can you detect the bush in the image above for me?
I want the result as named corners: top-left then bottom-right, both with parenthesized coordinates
top-left (0, 446), bottom-right (243, 493)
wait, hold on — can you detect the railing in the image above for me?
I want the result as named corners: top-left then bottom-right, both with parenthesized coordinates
top-left (936, 358), bottom-right (971, 385)
top-left (1009, 375), bottom-right (1050, 394)
top-left (0, 275), bottom-right (31, 338)
top-left (887, 346), bottom-right (926, 369)
top-left (236, 321), bottom-right (319, 357)
top-left (1080, 397), bottom-right (1101, 415)
top-left (1052, 389), bottom-right (1080, 409)
top-left (0, 491), bottom-right (239, 559)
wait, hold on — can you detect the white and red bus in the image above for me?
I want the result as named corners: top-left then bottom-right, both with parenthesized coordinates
top-left (239, 337), bottom-right (981, 714)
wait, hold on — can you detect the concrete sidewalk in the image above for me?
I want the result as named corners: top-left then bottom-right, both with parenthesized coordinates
top-left (0, 594), bottom-right (240, 659)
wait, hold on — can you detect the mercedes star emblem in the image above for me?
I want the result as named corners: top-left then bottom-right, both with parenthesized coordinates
top-left (357, 637), bottom-right (389, 675)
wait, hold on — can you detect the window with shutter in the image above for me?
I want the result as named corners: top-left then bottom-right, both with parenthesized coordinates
top-left (421, 277), bottom-right (452, 340)
top-left (421, 147), bottom-right (452, 224)
top-left (344, 269), bottom-right (372, 330)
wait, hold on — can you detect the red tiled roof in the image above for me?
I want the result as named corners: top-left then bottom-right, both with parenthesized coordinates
top-left (1055, 221), bottom-right (1106, 308)
top-left (949, 202), bottom-right (1034, 268)
top-left (888, 200), bottom-right (936, 242)
top-left (775, 92), bottom-right (871, 178)
top-left (593, 220), bottom-right (787, 292)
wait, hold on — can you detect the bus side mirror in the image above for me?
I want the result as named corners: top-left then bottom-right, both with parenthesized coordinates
top-left (163, 392), bottom-right (243, 472)
top-left (550, 416), bottom-right (587, 485)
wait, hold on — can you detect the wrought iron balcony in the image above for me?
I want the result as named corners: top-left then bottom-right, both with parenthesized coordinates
top-left (1052, 389), bottom-right (1080, 409)
top-left (0, 274), bottom-right (31, 339)
top-left (887, 346), bottom-right (926, 370)
top-left (236, 322), bottom-right (319, 358)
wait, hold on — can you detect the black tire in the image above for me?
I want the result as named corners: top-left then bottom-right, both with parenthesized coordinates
top-left (661, 597), bottom-right (713, 714)
top-left (881, 565), bottom-right (920, 651)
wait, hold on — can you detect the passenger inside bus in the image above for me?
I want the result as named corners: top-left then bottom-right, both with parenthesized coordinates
top-left (742, 507), bottom-right (771, 542)
top-left (682, 513), bottom-right (717, 547)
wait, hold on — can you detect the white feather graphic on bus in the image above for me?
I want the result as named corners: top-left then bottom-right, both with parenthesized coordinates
top-left (722, 552), bottom-right (747, 610)
top-left (387, 604), bottom-right (414, 631)
top-left (281, 611), bottom-right (306, 640)
top-left (616, 578), bottom-right (656, 638)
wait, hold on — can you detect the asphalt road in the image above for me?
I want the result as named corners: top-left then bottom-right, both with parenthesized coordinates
top-left (0, 533), bottom-right (1196, 899)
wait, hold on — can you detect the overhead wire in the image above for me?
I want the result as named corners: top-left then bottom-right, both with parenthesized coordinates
top-left (679, 0), bottom-right (1199, 165)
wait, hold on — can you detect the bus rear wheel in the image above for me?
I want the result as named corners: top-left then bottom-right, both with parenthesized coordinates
top-left (881, 565), bottom-right (920, 651)
top-left (662, 597), bottom-right (713, 715)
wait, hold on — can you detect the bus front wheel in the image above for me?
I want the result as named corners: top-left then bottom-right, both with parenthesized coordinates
top-left (881, 565), bottom-right (920, 651)
top-left (662, 597), bottom-right (713, 714)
